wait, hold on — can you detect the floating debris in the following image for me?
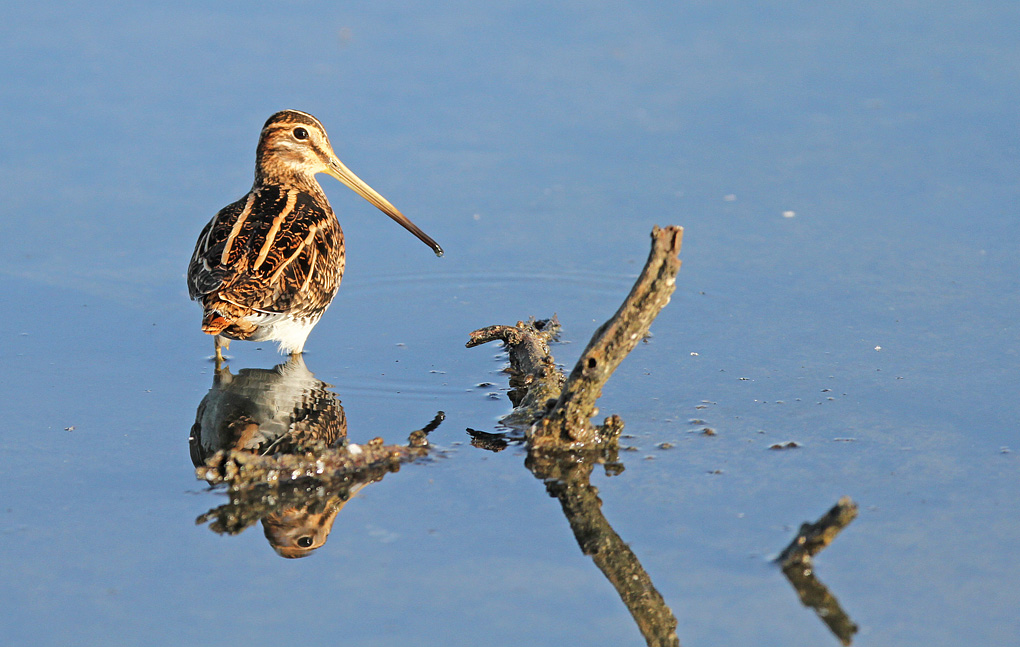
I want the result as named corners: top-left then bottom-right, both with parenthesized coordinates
top-left (769, 441), bottom-right (801, 450)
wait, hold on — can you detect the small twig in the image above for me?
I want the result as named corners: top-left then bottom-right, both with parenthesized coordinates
top-left (777, 496), bottom-right (859, 567)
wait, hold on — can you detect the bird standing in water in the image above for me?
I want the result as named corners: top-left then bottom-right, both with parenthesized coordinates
top-left (188, 110), bottom-right (443, 361)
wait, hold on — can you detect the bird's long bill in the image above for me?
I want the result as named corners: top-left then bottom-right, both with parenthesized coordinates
top-left (327, 158), bottom-right (444, 257)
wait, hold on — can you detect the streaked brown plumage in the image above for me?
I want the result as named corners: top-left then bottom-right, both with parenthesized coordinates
top-left (188, 109), bottom-right (442, 358)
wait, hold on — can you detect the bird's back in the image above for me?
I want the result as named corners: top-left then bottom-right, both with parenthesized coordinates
top-left (188, 184), bottom-right (345, 323)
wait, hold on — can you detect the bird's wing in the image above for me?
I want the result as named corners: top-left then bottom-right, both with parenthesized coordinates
top-left (187, 195), bottom-right (248, 300)
top-left (187, 188), bottom-right (343, 317)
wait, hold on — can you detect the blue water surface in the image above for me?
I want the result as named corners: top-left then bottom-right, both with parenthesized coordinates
top-left (0, 2), bottom-right (1017, 645)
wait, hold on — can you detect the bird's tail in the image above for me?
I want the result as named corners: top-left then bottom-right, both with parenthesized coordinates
top-left (201, 300), bottom-right (257, 338)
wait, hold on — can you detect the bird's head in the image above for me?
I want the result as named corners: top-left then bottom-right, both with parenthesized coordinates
top-left (255, 109), bottom-right (443, 256)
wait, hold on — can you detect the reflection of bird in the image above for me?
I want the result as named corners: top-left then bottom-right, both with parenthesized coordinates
top-left (191, 354), bottom-right (360, 558)
top-left (260, 483), bottom-right (370, 559)
top-left (187, 109), bottom-right (443, 360)
top-left (190, 354), bottom-right (347, 464)
top-left (262, 506), bottom-right (341, 558)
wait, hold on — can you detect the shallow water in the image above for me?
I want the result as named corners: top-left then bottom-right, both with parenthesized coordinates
top-left (1, 2), bottom-right (1018, 645)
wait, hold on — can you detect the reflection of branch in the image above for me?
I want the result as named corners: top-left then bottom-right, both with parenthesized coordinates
top-left (782, 563), bottom-right (858, 646)
top-left (778, 497), bottom-right (859, 645)
top-left (468, 226), bottom-right (685, 646)
top-left (528, 453), bottom-right (679, 647)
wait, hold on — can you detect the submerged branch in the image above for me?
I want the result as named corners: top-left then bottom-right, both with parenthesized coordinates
top-left (196, 430), bottom-right (431, 490)
top-left (467, 317), bottom-right (564, 428)
top-left (188, 352), bottom-right (445, 557)
top-left (191, 354), bottom-right (443, 493)
top-left (777, 496), bottom-right (859, 567)
top-left (196, 462), bottom-right (395, 536)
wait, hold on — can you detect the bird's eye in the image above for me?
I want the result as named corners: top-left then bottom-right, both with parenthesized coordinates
top-left (297, 536), bottom-right (314, 548)
top-left (293, 127), bottom-right (309, 140)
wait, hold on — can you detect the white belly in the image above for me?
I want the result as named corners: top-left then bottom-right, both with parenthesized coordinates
top-left (245, 313), bottom-right (322, 354)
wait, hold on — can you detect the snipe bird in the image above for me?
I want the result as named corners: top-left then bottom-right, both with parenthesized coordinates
top-left (188, 109), bottom-right (443, 360)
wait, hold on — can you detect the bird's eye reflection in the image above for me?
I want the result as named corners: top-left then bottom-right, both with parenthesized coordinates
top-left (293, 127), bottom-right (309, 140)
top-left (297, 536), bottom-right (314, 548)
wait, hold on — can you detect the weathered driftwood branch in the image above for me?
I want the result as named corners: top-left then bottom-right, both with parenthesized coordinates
top-left (467, 317), bottom-right (564, 428)
top-left (196, 431), bottom-right (431, 489)
top-left (467, 225), bottom-right (683, 450)
top-left (534, 225), bottom-right (683, 448)
top-left (778, 497), bottom-right (859, 645)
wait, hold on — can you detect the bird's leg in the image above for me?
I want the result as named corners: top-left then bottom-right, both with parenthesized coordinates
top-left (215, 336), bottom-right (230, 368)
